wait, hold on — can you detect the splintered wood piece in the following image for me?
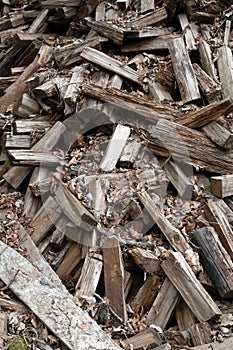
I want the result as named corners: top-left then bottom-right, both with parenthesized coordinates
top-left (74, 252), bottom-right (103, 301)
top-left (103, 238), bottom-right (127, 324)
top-left (178, 13), bottom-right (196, 51)
top-left (146, 277), bottom-right (180, 329)
top-left (202, 121), bottom-right (233, 149)
top-left (4, 133), bottom-right (31, 148)
top-left (121, 34), bottom-right (180, 52)
top-left (8, 150), bottom-right (60, 166)
top-left (161, 251), bottom-right (222, 322)
top-left (29, 176), bottom-right (56, 197)
top-left (27, 8), bottom-right (49, 33)
top-left (13, 92), bottom-right (40, 117)
top-left (99, 124), bottom-right (131, 172)
top-left (137, 191), bottom-right (190, 253)
top-left (0, 241), bottom-right (122, 350)
top-left (218, 46), bottom-right (233, 99)
top-left (192, 63), bottom-right (221, 103)
top-left (204, 199), bottom-right (233, 259)
top-left (198, 38), bottom-right (219, 83)
top-left (130, 275), bottom-right (160, 313)
top-left (169, 37), bottom-right (200, 103)
top-left (124, 28), bottom-right (171, 39)
top-left (64, 66), bottom-right (86, 114)
top-left (146, 119), bottom-right (233, 174)
top-left (119, 140), bottom-right (141, 166)
top-left (56, 242), bottom-right (83, 279)
top-left (148, 81), bottom-right (173, 102)
top-left (13, 120), bottom-right (51, 133)
top-left (189, 322), bottom-right (212, 346)
top-left (163, 160), bottom-right (193, 198)
top-left (128, 247), bottom-right (160, 274)
top-left (211, 175), bottom-right (233, 198)
top-left (81, 47), bottom-right (140, 84)
top-left (0, 45), bottom-right (53, 114)
top-left (176, 301), bottom-right (196, 331)
top-left (86, 20), bottom-right (125, 45)
top-left (88, 176), bottom-right (107, 217)
top-left (123, 328), bottom-right (162, 349)
top-left (127, 7), bottom-right (167, 28)
top-left (3, 121), bottom-right (66, 188)
top-left (81, 84), bottom-right (179, 121)
top-left (54, 180), bottom-right (97, 228)
top-left (30, 196), bottom-right (61, 245)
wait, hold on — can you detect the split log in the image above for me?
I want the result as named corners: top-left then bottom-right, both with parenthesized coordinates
top-left (192, 226), bottom-right (233, 298)
top-left (204, 199), bottom-right (233, 259)
top-left (121, 34), bottom-right (180, 52)
top-left (99, 124), bottom-right (131, 171)
top-left (202, 121), bottom-right (233, 149)
top-left (27, 9), bottom-right (49, 34)
top-left (13, 93), bottom-right (40, 117)
top-left (161, 251), bottom-right (222, 322)
top-left (86, 20), bottom-right (125, 45)
top-left (127, 7), bottom-right (167, 28)
top-left (169, 36), bottom-right (200, 104)
top-left (0, 241), bottom-right (122, 350)
top-left (198, 38), bottom-right (218, 83)
top-left (148, 81), bottom-right (173, 102)
top-left (217, 45), bottom-right (233, 99)
top-left (56, 242), bottom-right (83, 279)
top-left (4, 133), bottom-right (32, 148)
top-left (128, 247), bottom-right (160, 274)
top-left (146, 119), bottom-right (233, 174)
top-left (64, 66), bottom-right (87, 114)
top-left (178, 13), bottom-right (196, 51)
top-left (81, 47), bottom-right (141, 84)
top-left (23, 167), bottom-right (45, 217)
top-left (8, 150), bottom-right (60, 166)
top-left (123, 328), bottom-right (161, 349)
top-left (13, 120), bottom-right (51, 134)
top-left (211, 174), bottom-right (233, 198)
top-left (146, 277), bottom-right (180, 329)
top-left (103, 237), bottom-right (127, 324)
top-left (176, 301), bottom-right (196, 331)
top-left (119, 140), bottom-right (141, 167)
top-left (189, 322), bottom-right (212, 346)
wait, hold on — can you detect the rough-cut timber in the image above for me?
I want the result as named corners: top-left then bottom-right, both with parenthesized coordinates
top-left (211, 174), bottom-right (233, 198)
top-left (202, 121), bottom-right (233, 149)
top-left (217, 45), bottom-right (233, 99)
top-left (0, 241), bottom-right (122, 350)
top-left (161, 251), bottom-right (222, 322)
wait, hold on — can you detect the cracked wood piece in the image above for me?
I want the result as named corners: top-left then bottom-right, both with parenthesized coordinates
top-left (33, 79), bottom-right (57, 99)
top-left (128, 247), bottom-right (160, 274)
top-left (169, 37), bottom-right (201, 103)
top-left (123, 328), bottom-right (161, 349)
top-left (124, 27), bottom-right (170, 39)
top-left (13, 120), bottom-right (51, 133)
top-left (217, 46), bottom-right (233, 99)
top-left (8, 150), bottom-right (60, 166)
top-left (56, 242), bottom-right (83, 279)
top-left (161, 251), bottom-right (222, 322)
top-left (64, 66), bottom-right (87, 114)
top-left (146, 119), bottom-right (233, 174)
top-left (192, 63), bottom-right (221, 103)
top-left (30, 196), bottom-right (61, 245)
top-left (146, 277), bottom-right (180, 329)
top-left (95, 2), bottom-right (105, 20)
top-left (103, 237), bottom-right (127, 324)
top-left (189, 322), bottom-right (212, 346)
top-left (137, 191), bottom-right (190, 253)
top-left (74, 251), bottom-right (103, 301)
top-left (176, 301), bottom-right (196, 331)
top-left (148, 81), bottom-right (173, 102)
top-left (211, 175), bottom-right (233, 198)
top-left (86, 20), bottom-right (125, 45)
top-left (119, 140), bottom-right (141, 167)
top-left (3, 121), bottom-right (66, 188)
top-left (130, 275), bottom-right (160, 313)
top-left (198, 38), bottom-right (218, 83)
top-left (100, 124), bottom-right (131, 172)
top-left (27, 9), bottom-right (49, 33)
top-left (0, 241), bottom-right (122, 350)
top-left (163, 160), bottom-right (193, 198)
top-left (178, 13), bottom-right (196, 51)
top-left (127, 6), bottom-right (167, 28)
top-left (224, 20), bottom-right (231, 46)
top-left (121, 34), bottom-right (180, 52)
top-left (81, 47), bottom-right (140, 84)
top-left (88, 176), bottom-right (107, 217)
top-left (0, 45), bottom-right (52, 114)
top-left (202, 121), bottom-right (233, 149)
top-left (4, 133), bottom-right (31, 148)
top-left (54, 180), bottom-right (97, 228)
top-left (204, 199), bottom-right (233, 259)
top-left (81, 84), bottom-right (179, 121)
top-left (192, 227), bottom-right (233, 298)
top-left (13, 93), bottom-right (40, 117)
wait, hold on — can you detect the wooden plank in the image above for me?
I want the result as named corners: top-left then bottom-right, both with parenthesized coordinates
top-left (41, 0), bottom-right (81, 7)
top-left (0, 241), bottom-right (122, 350)
top-left (146, 277), bottom-right (180, 329)
top-left (202, 121), bottom-right (233, 149)
top-left (123, 328), bottom-right (161, 349)
top-left (56, 242), bottom-right (83, 279)
top-left (198, 38), bottom-right (219, 83)
top-left (8, 150), bottom-right (60, 166)
top-left (127, 7), bottom-right (167, 28)
top-left (4, 133), bottom-right (32, 148)
top-left (192, 227), bottom-right (233, 298)
top-left (121, 34), bottom-right (180, 52)
top-left (176, 300), bottom-right (196, 331)
top-left (103, 238), bottom-right (127, 324)
top-left (13, 120), bottom-right (51, 134)
top-left (128, 247), bottom-right (160, 274)
top-left (100, 124), bottom-right (131, 171)
top-left (81, 47), bottom-right (141, 84)
top-left (210, 174), bottom-right (233, 198)
top-left (148, 81), bottom-right (173, 102)
top-left (189, 322), bottom-right (212, 346)
top-left (217, 45), bottom-right (233, 99)
top-left (27, 9), bottom-right (49, 33)
top-left (178, 13), bottom-right (196, 51)
top-left (204, 199), bottom-right (233, 259)
top-left (161, 251), bottom-right (222, 322)
top-left (86, 20), bottom-right (125, 45)
top-left (169, 36), bottom-right (200, 103)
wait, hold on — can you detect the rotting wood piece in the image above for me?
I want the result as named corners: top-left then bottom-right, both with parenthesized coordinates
top-left (161, 251), bottom-right (222, 322)
top-left (217, 45), bottom-right (233, 99)
top-left (56, 241), bottom-right (83, 280)
top-left (211, 174), bottom-right (233, 198)
top-left (86, 20), bottom-right (125, 46)
top-left (8, 150), bottom-right (60, 166)
top-left (128, 247), bottom-right (160, 274)
top-left (202, 121), bottom-right (233, 149)
top-left (0, 241), bottom-right (122, 350)
top-left (169, 36), bottom-right (200, 104)
top-left (127, 6), bottom-right (167, 28)
top-left (192, 226), bottom-right (233, 299)
top-left (123, 328), bottom-right (162, 350)
top-left (189, 322), bottom-right (212, 346)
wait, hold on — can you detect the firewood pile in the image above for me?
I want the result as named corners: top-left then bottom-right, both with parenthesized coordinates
top-left (1, 0), bottom-right (233, 349)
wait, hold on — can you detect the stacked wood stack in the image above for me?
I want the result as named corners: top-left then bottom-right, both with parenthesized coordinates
top-left (1, 0), bottom-right (233, 349)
